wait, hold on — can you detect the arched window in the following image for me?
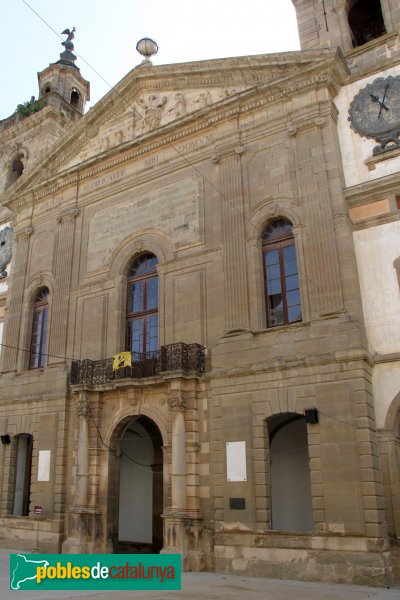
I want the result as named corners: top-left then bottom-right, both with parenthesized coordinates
top-left (348, 0), bottom-right (386, 47)
top-left (13, 434), bottom-right (33, 516)
top-left (126, 254), bottom-right (158, 355)
top-left (70, 89), bottom-right (80, 107)
top-left (9, 154), bottom-right (24, 186)
top-left (29, 288), bottom-right (49, 369)
top-left (262, 218), bottom-right (301, 328)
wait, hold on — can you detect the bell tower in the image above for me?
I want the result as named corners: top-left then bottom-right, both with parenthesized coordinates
top-left (291, 1), bottom-right (399, 73)
top-left (37, 27), bottom-right (90, 121)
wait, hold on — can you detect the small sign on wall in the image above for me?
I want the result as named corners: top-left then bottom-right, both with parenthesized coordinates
top-left (37, 450), bottom-right (51, 482)
top-left (226, 441), bottom-right (247, 482)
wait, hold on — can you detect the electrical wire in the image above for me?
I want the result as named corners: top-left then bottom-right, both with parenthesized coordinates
top-left (19, 0), bottom-right (300, 237)
top-left (5, 4), bottom-right (380, 444)
top-left (84, 392), bottom-right (161, 471)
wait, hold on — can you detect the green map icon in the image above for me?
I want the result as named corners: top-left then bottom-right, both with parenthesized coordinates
top-left (10, 554), bottom-right (49, 590)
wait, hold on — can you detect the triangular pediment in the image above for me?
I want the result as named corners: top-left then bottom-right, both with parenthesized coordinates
top-left (64, 85), bottom-right (249, 169)
top-left (1, 48), bottom-right (347, 205)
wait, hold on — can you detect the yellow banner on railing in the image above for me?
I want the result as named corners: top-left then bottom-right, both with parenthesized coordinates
top-left (112, 351), bottom-right (132, 371)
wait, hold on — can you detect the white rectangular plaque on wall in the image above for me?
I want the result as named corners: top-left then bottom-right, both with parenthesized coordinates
top-left (226, 441), bottom-right (247, 482)
top-left (37, 450), bottom-right (51, 482)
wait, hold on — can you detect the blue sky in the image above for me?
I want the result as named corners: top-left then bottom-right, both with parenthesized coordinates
top-left (1, 0), bottom-right (300, 119)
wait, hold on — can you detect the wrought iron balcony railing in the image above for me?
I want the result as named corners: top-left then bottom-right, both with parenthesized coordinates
top-left (70, 342), bottom-right (205, 386)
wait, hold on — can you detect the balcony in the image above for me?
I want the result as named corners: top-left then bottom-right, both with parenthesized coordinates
top-left (70, 342), bottom-right (205, 386)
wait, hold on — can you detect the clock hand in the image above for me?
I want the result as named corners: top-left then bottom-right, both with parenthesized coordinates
top-left (378, 82), bottom-right (390, 118)
top-left (369, 93), bottom-right (389, 110)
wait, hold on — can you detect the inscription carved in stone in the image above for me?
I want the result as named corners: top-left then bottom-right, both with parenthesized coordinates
top-left (87, 176), bottom-right (202, 272)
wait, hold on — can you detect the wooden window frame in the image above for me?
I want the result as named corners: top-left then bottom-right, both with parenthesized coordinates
top-left (126, 255), bottom-right (158, 354)
top-left (262, 223), bottom-right (301, 329)
top-left (29, 289), bottom-right (49, 369)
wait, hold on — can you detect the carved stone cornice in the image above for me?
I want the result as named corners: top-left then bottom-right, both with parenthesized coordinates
top-left (2, 49), bottom-right (347, 209)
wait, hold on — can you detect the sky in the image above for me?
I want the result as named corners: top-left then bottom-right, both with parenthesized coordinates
top-left (0, 0), bottom-right (300, 119)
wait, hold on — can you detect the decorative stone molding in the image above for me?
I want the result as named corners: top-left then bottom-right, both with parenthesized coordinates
top-left (333, 0), bottom-right (346, 12)
top-left (56, 207), bottom-right (79, 224)
top-left (135, 239), bottom-right (144, 252)
top-left (168, 391), bottom-right (186, 412)
top-left (214, 145), bottom-right (246, 162)
top-left (288, 116), bottom-right (327, 138)
top-left (76, 391), bottom-right (90, 421)
top-left (15, 225), bottom-right (33, 240)
top-left (3, 53), bottom-right (346, 209)
top-left (314, 117), bottom-right (326, 128)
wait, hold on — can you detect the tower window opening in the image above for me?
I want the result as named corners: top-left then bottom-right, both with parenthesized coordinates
top-left (348, 0), bottom-right (386, 47)
top-left (9, 154), bottom-right (24, 185)
top-left (44, 84), bottom-right (51, 94)
top-left (70, 89), bottom-right (80, 107)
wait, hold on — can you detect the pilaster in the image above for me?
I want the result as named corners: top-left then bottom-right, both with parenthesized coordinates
top-left (218, 146), bottom-right (250, 333)
top-left (289, 118), bottom-right (344, 318)
top-left (48, 208), bottom-right (78, 363)
top-left (1, 226), bottom-right (32, 372)
top-left (62, 391), bottom-right (100, 554)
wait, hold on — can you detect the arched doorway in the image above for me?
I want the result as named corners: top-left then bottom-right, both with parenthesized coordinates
top-left (268, 413), bottom-right (313, 533)
top-left (114, 416), bottom-right (163, 553)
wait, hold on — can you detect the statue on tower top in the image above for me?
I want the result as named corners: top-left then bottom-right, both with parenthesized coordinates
top-left (58, 27), bottom-right (77, 67)
top-left (61, 27), bottom-right (76, 49)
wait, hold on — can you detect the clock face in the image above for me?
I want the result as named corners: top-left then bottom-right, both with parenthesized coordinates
top-left (348, 75), bottom-right (400, 141)
top-left (0, 226), bottom-right (13, 276)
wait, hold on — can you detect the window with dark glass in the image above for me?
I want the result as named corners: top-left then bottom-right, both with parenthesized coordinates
top-left (262, 219), bottom-right (301, 328)
top-left (29, 288), bottom-right (49, 369)
top-left (126, 254), bottom-right (158, 354)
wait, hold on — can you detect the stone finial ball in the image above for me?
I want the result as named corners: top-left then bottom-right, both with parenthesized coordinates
top-left (136, 38), bottom-right (159, 58)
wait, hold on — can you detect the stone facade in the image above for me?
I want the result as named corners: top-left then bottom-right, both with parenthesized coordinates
top-left (0, 1), bottom-right (399, 587)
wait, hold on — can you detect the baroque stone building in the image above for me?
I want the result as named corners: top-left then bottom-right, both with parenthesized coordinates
top-left (0, 0), bottom-right (399, 586)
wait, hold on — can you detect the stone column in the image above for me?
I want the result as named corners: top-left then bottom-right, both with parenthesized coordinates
top-left (162, 387), bottom-right (205, 571)
top-left (75, 392), bottom-right (90, 509)
top-left (1, 226), bottom-right (32, 372)
top-left (62, 391), bottom-right (101, 554)
top-left (170, 393), bottom-right (187, 510)
top-left (218, 147), bottom-right (250, 333)
top-left (48, 208), bottom-right (78, 363)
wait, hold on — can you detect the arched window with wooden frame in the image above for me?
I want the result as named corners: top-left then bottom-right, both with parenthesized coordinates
top-left (262, 218), bottom-right (302, 328)
top-left (126, 254), bottom-right (158, 355)
top-left (29, 288), bottom-right (49, 369)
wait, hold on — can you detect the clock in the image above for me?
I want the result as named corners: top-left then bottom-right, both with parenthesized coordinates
top-left (0, 226), bottom-right (13, 278)
top-left (348, 75), bottom-right (400, 154)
